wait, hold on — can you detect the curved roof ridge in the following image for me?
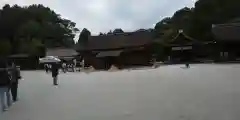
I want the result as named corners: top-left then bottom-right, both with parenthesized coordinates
top-left (172, 30), bottom-right (197, 42)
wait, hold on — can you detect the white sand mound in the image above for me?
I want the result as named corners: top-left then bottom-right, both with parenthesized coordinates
top-left (108, 65), bottom-right (119, 72)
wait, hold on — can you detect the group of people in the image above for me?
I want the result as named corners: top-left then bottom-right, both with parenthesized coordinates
top-left (0, 59), bottom-right (21, 112)
top-left (44, 62), bottom-right (76, 73)
top-left (60, 62), bottom-right (75, 72)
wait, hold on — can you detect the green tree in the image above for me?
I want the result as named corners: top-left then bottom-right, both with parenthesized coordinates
top-left (171, 7), bottom-right (193, 33)
top-left (17, 38), bottom-right (44, 56)
top-left (113, 28), bottom-right (124, 34)
top-left (77, 28), bottom-right (91, 45)
top-left (154, 17), bottom-right (178, 43)
top-left (0, 4), bottom-right (79, 55)
top-left (188, 0), bottom-right (240, 40)
top-left (16, 20), bottom-right (41, 39)
top-left (0, 39), bottom-right (12, 56)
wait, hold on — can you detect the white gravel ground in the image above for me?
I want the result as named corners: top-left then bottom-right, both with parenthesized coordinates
top-left (1, 64), bottom-right (240, 120)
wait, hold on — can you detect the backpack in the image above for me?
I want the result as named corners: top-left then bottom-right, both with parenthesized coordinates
top-left (0, 69), bottom-right (11, 86)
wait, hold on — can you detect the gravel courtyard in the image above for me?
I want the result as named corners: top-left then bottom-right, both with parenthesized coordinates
top-left (1, 64), bottom-right (240, 120)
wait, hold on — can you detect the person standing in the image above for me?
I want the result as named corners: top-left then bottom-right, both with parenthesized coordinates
top-left (0, 59), bottom-right (12, 112)
top-left (81, 59), bottom-right (85, 70)
top-left (73, 59), bottom-right (77, 72)
top-left (62, 62), bottom-right (67, 73)
top-left (10, 63), bottom-right (21, 102)
top-left (51, 63), bottom-right (59, 85)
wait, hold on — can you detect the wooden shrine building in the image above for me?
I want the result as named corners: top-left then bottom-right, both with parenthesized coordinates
top-left (46, 48), bottom-right (79, 62)
top-left (212, 23), bottom-right (240, 61)
top-left (77, 30), bottom-right (154, 70)
top-left (167, 30), bottom-right (214, 63)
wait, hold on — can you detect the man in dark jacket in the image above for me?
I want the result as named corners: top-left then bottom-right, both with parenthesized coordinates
top-left (10, 63), bottom-right (21, 102)
top-left (51, 63), bottom-right (59, 85)
top-left (0, 59), bottom-right (12, 112)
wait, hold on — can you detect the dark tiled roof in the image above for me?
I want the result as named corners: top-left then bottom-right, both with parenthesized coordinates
top-left (78, 31), bottom-right (153, 51)
top-left (212, 23), bottom-right (240, 41)
top-left (46, 48), bottom-right (78, 57)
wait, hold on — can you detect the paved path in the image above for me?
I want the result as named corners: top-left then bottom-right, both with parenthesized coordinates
top-left (1, 64), bottom-right (240, 120)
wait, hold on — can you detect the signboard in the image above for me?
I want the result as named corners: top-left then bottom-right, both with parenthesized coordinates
top-left (172, 46), bottom-right (193, 51)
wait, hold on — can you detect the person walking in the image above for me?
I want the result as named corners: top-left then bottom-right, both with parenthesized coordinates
top-left (10, 63), bottom-right (21, 102)
top-left (0, 59), bottom-right (12, 112)
top-left (185, 63), bottom-right (190, 68)
top-left (51, 63), bottom-right (59, 85)
top-left (44, 64), bottom-right (49, 73)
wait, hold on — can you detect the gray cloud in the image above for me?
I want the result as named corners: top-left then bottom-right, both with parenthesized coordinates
top-left (0, 0), bottom-right (195, 37)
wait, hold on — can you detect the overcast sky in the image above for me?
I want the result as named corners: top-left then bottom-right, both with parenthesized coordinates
top-left (1, 0), bottom-right (195, 36)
